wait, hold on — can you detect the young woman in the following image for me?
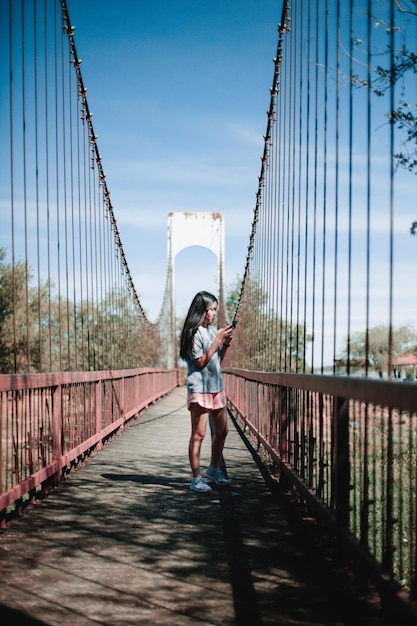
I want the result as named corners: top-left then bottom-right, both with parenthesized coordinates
top-left (179, 291), bottom-right (234, 492)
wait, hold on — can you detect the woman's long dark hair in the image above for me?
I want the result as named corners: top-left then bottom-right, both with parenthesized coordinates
top-left (179, 291), bottom-right (218, 361)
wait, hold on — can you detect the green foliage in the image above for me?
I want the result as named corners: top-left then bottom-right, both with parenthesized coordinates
top-left (0, 248), bottom-right (35, 373)
top-left (339, 324), bottom-right (417, 377)
top-left (0, 249), bottom-right (162, 374)
top-left (225, 274), bottom-right (312, 373)
top-left (225, 275), bottom-right (242, 322)
top-left (354, 4), bottom-right (417, 174)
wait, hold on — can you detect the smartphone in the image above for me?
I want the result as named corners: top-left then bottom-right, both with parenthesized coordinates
top-left (231, 319), bottom-right (239, 328)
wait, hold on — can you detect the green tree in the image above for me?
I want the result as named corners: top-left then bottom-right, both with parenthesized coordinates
top-left (225, 275), bottom-right (242, 323)
top-left (0, 249), bottom-right (163, 374)
top-left (0, 249), bottom-right (41, 373)
top-left (353, 2), bottom-right (417, 174)
top-left (93, 289), bottom-right (162, 370)
top-left (339, 324), bottom-right (417, 377)
top-left (226, 275), bottom-right (312, 373)
top-left (354, 4), bottom-right (417, 283)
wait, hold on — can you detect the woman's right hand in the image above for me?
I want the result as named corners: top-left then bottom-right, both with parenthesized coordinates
top-left (219, 324), bottom-right (234, 345)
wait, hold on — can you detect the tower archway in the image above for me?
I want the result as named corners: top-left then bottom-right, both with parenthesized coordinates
top-left (166, 212), bottom-right (225, 368)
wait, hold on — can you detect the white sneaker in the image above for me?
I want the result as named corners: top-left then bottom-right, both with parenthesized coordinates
top-left (190, 476), bottom-right (212, 492)
top-left (204, 466), bottom-right (230, 485)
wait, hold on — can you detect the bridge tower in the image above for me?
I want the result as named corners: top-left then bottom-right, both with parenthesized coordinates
top-left (166, 212), bottom-right (226, 369)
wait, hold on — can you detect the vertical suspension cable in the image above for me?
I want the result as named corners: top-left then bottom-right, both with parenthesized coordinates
top-left (104, 197), bottom-right (111, 367)
top-left (77, 92), bottom-right (84, 371)
top-left (252, 181), bottom-right (259, 366)
top-left (110, 220), bottom-right (116, 368)
top-left (54, 0), bottom-right (63, 371)
top-left (68, 33), bottom-right (77, 371)
top-left (98, 178), bottom-right (105, 368)
top-left (346, 0), bottom-right (354, 375)
top-left (280, 26), bottom-right (287, 371)
top-left (263, 133), bottom-right (270, 371)
top-left (92, 149), bottom-right (99, 368)
top-left (265, 124), bottom-right (272, 371)
top-left (365, 0), bottom-right (372, 377)
top-left (9, 0), bottom-right (17, 373)
top-left (61, 11), bottom-right (71, 371)
top-left (289, 5), bottom-right (298, 373)
top-left (387, 0), bottom-right (395, 377)
top-left (21, 0), bottom-right (31, 371)
top-left (384, 0), bottom-right (396, 575)
top-left (269, 95), bottom-right (276, 372)
top-left (107, 211), bottom-right (113, 368)
top-left (90, 148), bottom-right (96, 369)
top-left (311, 0), bottom-right (319, 373)
top-left (44, 0), bottom-right (53, 372)
top-left (33, 0), bottom-right (42, 372)
top-left (98, 168), bottom-right (104, 368)
top-left (271, 85), bottom-right (279, 372)
top-left (267, 82), bottom-right (274, 369)
top-left (284, 21), bottom-right (292, 372)
top-left (290, 9), bottom-right (298, 373)
top-left (332, 0), bottom-right (341, 373)
top-left (302, 0), bottom-right (311, 374)
top-left (96, 170), bottom-right (101, 370)
top-left (85, 113), bottom-right (91, 369)
top-left (320, 0), bottom-right (329, 374)
top-left (97, 150), bottom-right (104, 369)
top-left (258, 138), bottom-right (266, 370)
top-left (83, 91), bottom-right (89, 369)
top-left (295, 0), bottom-right (303, 374)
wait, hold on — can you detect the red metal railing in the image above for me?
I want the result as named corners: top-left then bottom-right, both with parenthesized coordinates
top-left (0, 368), bottom-right (179, 523)
top-left (224, 368), bottom-right (417, 621)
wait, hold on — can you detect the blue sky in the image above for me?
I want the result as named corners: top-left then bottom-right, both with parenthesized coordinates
top-left (1, 0), bottom-right (415, 367)
top-left (65, 0), bottom-right (281, 320)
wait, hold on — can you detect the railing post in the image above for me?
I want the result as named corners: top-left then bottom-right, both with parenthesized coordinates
top-left (51, 384), bottom-right (62, 487)
top-left (280, 385), bottom-right (288, 463)
top-left (95, 380), bottom-right (102, 451)
top-left (120, 374), bottom-right (125, 420)
top-left (333, 396), bottom-right (350, 560)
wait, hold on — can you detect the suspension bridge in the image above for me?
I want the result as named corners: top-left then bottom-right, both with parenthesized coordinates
top-left (1, 0), bottom-right (417, 624)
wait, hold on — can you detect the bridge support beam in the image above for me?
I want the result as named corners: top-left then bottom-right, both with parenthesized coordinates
top-left (166, 212), bottom-right (225, 368)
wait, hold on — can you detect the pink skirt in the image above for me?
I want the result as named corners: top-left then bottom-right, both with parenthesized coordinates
top-left (187, 390), bottom-right (227, 411)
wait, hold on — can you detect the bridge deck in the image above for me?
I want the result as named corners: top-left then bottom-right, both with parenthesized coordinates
top-left (0, 387), bottom-right (401, 626)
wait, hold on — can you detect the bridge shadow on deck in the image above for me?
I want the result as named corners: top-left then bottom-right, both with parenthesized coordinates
top-left (0, 387), bottom-right (405, 626)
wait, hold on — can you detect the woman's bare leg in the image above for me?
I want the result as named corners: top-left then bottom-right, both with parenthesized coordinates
top-left (208, 406), bottom-right (229, 469)
top-left (188, 405), bottom-right (208, 478)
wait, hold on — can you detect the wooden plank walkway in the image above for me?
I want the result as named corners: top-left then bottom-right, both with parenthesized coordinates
top-left (0, 386), bottom-right (404, 626)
